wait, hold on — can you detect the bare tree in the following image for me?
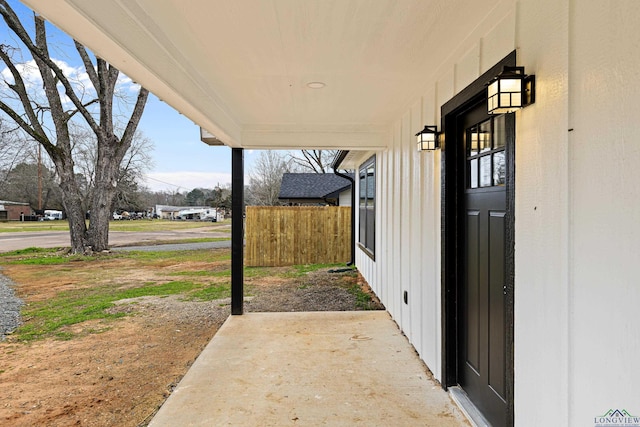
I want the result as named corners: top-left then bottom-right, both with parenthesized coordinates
top-left (72, 124), bottom-right (153, 213)
top-left (0, 2), bottom-right (148, 253)
top-left (288, 150), bottom-right (338, 173)
top-left (111, 169), bottom-right (147, 213)
top-left (209, 184), bottom-right (231, 210)
top-left (0, 117), bottom-right (28, 184)
top-left (247, 150), bottom-right (292, 206)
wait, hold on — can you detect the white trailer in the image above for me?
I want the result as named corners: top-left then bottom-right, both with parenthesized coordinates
top-left (42, 209), bottom-right (63, 220)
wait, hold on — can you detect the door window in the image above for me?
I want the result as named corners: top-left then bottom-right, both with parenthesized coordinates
top-left (466, 114), bottom-right (506, 188)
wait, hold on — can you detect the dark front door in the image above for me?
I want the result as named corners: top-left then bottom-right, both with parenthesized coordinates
top-left (457, 100), bottom-right (513, 426)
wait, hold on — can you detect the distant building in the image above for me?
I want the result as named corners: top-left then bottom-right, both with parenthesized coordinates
top-left (278, 173), bottom-right (353, 206)
top-left (0, 200), bottom-right (33, 221)
top-left (154, 205), bottom-right (224, 221)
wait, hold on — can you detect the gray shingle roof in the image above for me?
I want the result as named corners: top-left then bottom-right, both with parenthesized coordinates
top-left (278, 173), bottom-right (353, 199)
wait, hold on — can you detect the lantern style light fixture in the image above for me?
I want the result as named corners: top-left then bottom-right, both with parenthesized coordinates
top-left (487, 66), bottom-right (535, 114)
top-left (416, 125), bottom-right (439, 151)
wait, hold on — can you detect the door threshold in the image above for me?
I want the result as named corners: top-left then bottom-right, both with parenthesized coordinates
top-left (449, 386), bottom-right (492, 427)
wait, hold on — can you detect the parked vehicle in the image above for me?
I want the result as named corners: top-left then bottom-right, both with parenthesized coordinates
top-left (40, 209), bottom-right (63, 221)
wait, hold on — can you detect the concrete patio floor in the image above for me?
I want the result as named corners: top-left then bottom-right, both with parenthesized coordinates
top-left (149, 311), bottom-right (470, 426)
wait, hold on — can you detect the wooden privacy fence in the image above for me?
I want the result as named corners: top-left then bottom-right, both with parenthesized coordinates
top-left (245, 206), bottom-right (351, 267)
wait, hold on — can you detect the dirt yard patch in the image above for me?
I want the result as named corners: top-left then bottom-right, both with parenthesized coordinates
top-left (0, 249), bottom-right (382, 426)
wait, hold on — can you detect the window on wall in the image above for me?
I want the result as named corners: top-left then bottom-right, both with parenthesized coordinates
top-left (358, 155), bottom-right (375, 258)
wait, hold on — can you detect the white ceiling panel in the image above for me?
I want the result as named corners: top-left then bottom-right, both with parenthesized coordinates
top-left (20, 0), bottom-right (498, 149)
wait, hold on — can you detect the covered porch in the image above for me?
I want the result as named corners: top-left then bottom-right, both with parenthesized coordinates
top-left (19, 1), bottom-right (640, 425)
top-left (149, 311), bottom-right (469, 426)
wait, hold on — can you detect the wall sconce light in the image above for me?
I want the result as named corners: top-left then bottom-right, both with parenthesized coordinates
top-left (416, 125), bottom-right (440, 151)
top-left (487, 66), bottom-right (535, 114)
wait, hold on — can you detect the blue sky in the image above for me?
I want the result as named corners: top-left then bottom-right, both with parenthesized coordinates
top-left (2, 0), bottom-right (268, 193)
top-left (135, 93), bottom-right (236, 192)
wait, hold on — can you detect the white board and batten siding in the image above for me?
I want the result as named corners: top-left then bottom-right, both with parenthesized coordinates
top-left (353, 0), bottom-right (640, 426)
top-left (337, 189), bottom-right (351, 207)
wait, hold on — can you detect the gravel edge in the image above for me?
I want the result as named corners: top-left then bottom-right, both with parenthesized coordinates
top-left (0, 268), bottom-right (23, 341)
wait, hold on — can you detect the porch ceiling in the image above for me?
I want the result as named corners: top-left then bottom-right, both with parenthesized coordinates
top-left (21, 0), bottom-right (497, 150)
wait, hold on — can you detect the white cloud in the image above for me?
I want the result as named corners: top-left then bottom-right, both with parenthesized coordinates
top-left (1, 59), bottom-right (41, 89)
top-left (1, 58), bottom-right (141, 107)
top-left (52, 59), bottom-right (90, 85)
top-left (117, 74), bottom-right (141, 92)
top-left (144, 171), bottom-right (232, 192)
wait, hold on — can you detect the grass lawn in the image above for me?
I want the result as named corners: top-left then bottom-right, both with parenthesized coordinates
top-left (0, 240), bottom-right (374, 427)
top-left (0, 247), bottom-right (365, 341)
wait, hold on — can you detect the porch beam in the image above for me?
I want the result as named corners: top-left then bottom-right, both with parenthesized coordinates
top-left (231, 148), bottom-right (244, 315)
top-left (240, 127), bottom-right (389, 150)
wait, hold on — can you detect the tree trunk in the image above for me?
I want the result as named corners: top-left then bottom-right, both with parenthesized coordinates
top-left (86, 137), bottom-right (121, 252)
top-left (87, 185), bottom-right (115, 252)
top-left (53, 158), bottom-right (88, 254)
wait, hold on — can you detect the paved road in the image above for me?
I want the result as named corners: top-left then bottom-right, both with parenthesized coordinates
top-left (0, 229), bottom-right (230, 252)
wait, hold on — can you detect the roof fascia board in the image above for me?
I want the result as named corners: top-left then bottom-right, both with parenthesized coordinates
top-left (335, 150), bottom-right (379, 169)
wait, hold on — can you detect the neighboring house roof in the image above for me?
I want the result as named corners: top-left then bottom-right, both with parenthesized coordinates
top-left (278, 173), bottom-right (353, 200)
top-left (0, 200), bottom-right (30, 206)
